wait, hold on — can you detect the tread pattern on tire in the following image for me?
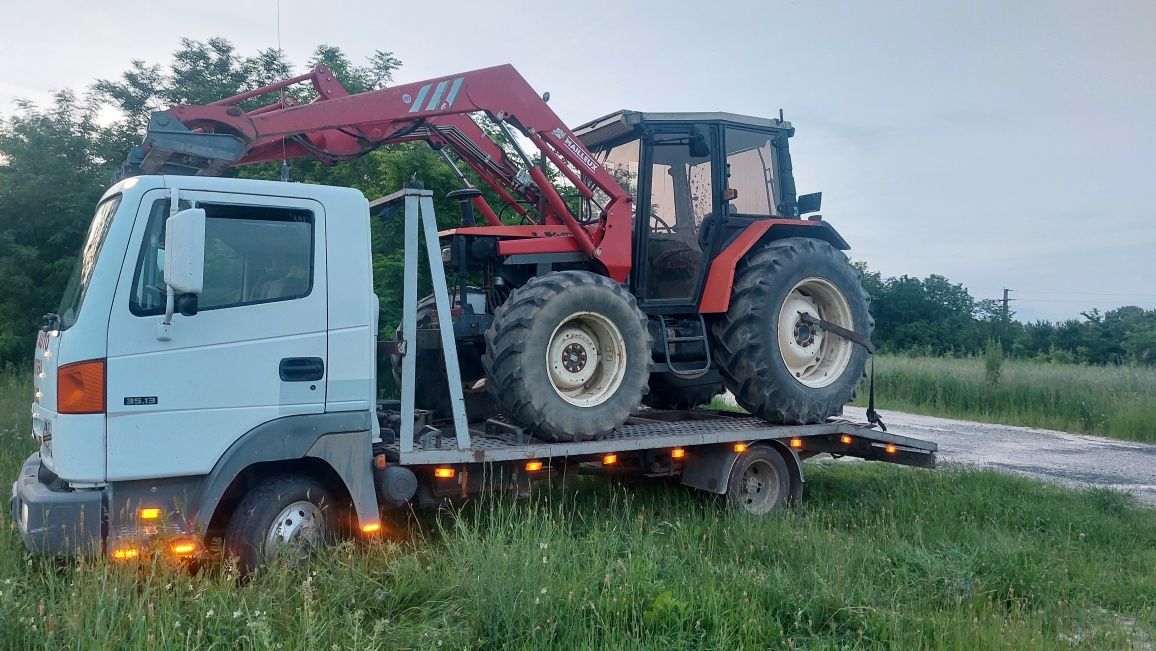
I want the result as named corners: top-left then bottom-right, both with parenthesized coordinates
top-left (482, 271), bottom-right (650, 442)
top-left (710, 237), bottom-right (874, 424)
top-left (224, 475), bottom-right (332, 576)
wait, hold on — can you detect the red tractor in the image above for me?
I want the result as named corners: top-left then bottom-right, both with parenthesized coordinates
top-left (127, 63), bottom-right (873, 442)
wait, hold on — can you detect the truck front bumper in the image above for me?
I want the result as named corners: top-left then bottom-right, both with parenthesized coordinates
top-left (10, 453), bottom-right (104, 556)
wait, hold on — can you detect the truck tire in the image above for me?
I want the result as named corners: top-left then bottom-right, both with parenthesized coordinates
top-left (390, 291), bottom-right (495, 421)
top-left (483, 271), bottom-right (651, 442)
top-left (711, 237), bottom-right (872, 424)
top-left (726, 446), bottom-right (791, 515)
top-left (224, 475), bottom-right (335, 575)
top-left (643, 371), bottom-right (725, 410)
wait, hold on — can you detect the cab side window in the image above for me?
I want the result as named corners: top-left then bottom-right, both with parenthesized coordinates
top-left (724, 129), bottom-right (778, 216)
top-left (130, 201), bottom-right (314, 315)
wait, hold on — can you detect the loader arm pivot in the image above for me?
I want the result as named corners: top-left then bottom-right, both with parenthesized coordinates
top-left (126, 64), bottom-right (633, 280)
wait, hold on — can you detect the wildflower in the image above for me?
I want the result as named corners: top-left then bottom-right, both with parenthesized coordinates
top-left (205, 610), bottom-right (214, 619)
top-left (539, 542), bottom-right (548, 550)
top-left (233, 611), bottom-right (242, 619)
top-left (539, 587), bottom-right (547, 594)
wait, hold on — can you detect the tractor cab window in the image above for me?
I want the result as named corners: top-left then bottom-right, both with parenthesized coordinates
top-left (590, 138), bottom-right (641, 223)
top-left (642, 131), bottom-right (715, 302)
top-left (724, 129), bottom-right (778, 216)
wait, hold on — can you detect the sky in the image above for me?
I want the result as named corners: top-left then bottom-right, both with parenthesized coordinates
top-left (2, 0), bottom-right (1154, 321)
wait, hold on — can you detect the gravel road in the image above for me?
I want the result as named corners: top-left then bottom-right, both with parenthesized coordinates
top-left (841, 406), bottom-right (1156, 507)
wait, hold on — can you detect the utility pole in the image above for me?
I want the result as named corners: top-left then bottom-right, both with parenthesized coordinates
top-left (1001, 288), bottom-right (1013, 341)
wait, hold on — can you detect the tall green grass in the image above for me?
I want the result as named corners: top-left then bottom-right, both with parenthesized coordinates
top-left (1, 368), bottom-right (1153, 649)
top-left (857, 355), bottom-right (1156, 444)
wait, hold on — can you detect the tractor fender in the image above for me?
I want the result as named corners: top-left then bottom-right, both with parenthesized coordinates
top-left (698, 220), bottom-right (849, 313)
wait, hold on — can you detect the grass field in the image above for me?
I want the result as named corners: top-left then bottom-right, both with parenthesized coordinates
top-left (854, 355), bottom-right (1156, 444)
top-left (1, 369), bottom-right (1154, 649)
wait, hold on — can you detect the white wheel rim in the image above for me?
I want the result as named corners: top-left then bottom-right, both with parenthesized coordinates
top-left (547, 311), bottom-right (628, 407)
top-left (264, 500), bottom-right (324, 563)
top-left (776, 277), bottom-right (855, 389)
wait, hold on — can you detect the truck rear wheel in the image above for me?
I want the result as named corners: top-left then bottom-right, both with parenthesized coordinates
top-left (224, 475), bottom-right (335, 575)
top-left (726, 447), bottom-right (790, 515)
top-left (711, 237), bottom-right (872, 424)
top-left (483, 271), bottom-right (651, 442)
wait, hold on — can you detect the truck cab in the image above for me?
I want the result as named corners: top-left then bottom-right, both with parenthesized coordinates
top-left (15, 175), bottom-right (383, 557)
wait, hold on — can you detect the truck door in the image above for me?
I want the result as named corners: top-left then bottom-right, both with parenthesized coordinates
top-left (104, 189), bottom-right (328, 481)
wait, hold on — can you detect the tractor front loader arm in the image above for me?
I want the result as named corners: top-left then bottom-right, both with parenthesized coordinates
top-left (125, 64), bottom-right (634, 280)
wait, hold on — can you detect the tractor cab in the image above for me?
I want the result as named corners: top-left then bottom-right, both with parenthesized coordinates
top-left (575, 111), bottom-right (812, 309)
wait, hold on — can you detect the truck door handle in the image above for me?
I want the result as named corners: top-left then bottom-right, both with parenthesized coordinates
top-left (279, 357), bottom-right (324, 382)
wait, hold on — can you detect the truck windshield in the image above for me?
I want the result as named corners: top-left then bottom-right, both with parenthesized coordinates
top-left (57, 195), bottom-right (121, 330)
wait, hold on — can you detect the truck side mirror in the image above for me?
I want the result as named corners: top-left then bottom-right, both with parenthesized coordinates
top-left (797, 192), bottom-right (822, 215)
top-left (163, 208), bottom-right (206, 295)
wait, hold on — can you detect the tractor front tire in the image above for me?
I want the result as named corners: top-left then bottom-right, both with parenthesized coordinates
top-left (711, 237), bottom-right (872, 424)
top-left (483, 271), bottom-right (651, 442)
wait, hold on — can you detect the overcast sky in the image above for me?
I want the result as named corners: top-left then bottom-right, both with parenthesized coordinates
top-left (2, 0), bottom-right (1153, 321)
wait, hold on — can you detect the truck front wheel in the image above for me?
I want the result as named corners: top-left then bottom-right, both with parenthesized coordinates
top-left (225, 475), bottom-right (335, 575)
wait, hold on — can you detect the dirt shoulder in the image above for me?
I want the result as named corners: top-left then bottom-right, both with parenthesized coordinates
top-left (842, 406), bottom-right (1156, 507)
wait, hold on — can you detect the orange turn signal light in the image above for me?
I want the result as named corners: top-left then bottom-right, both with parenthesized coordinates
top-left (602, 454), bottom-right (617, 465)
top-left (733, 443), bottom-right (748, 453)
top-left (840, 435), bottom-right (853, 445)
top-left (885, 444), bottom-right (897, 454)
top-left (525, 461), bottom-right (544, 472)
top-left (434, 467), bottom-right (455, 479)
top-left (139, 508), bottom-right (162, 521)
top-left (789, 438), bottom-right (804, 449)
top-left (360, 522), bottom-right (382, 535)
top-left (671, 448), bottom-right (686, 459)
top-left (58, 358), bottom-right (106, 414)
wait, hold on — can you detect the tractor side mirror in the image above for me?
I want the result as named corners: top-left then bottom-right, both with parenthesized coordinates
top-left (797, 192), bottom-right (822, 215)
top-left (689, 129), bottom-right (712, 158)
top-left (164, 208), bottom-right (206, 296)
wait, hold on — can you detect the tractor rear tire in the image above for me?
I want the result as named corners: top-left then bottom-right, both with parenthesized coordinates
top-left (390, 291), bottom-right (496, 421)
top-left (643, 371), bottom-right (725, 410)
top-left (711, 237), bottom-right (872, 424)
top-left (483, 271), bottom-right (651, 442)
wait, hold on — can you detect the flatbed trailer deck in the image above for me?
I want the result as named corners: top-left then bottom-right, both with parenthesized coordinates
top-left (382, 411), bottom-right (937, 468)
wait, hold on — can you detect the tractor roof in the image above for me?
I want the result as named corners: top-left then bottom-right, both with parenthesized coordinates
top-left (573, 110), bottom-right (793, 148)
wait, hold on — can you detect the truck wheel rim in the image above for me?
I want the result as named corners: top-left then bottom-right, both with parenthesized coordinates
top-left (265, 500), bottom-right (324, 562)
top-left (776, 277), bottom-right (855, 389)
top-left (547, 311), bottom-right (628, 407)
top-left (737, 459), bottom-right (781, 514)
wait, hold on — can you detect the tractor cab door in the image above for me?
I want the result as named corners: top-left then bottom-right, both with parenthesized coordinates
top-left (633, 125), bottom-right (721, 308)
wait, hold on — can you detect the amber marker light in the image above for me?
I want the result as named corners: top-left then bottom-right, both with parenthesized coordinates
top-left (733, 443), bottom-right (748, 453)
top-left (602, 454), bottom-right (617, 465)
top-left (139, 508), bottom-right (161, 521)
top-left (840, 435), bottom-right (853, 445)
top-left (885, 444), bottom-right (898, 454)
top-left (789, 438), bottom-right (804, 449)
top-left (525, 461), bottom-right (544, 472)
top-left (671, 448), bottom-right (686, 459)
top-left (434, 467), bottom-right (455, 479)
top-left (361, 522), bottom-right (382, 535)
top-left (111, 547), bottom-right (140, 561)
top-left (169, 540), bottom-right (199, 556)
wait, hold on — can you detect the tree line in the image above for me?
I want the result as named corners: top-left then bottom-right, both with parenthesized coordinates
top-left (1, 38), bottom-right (1153, 367)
